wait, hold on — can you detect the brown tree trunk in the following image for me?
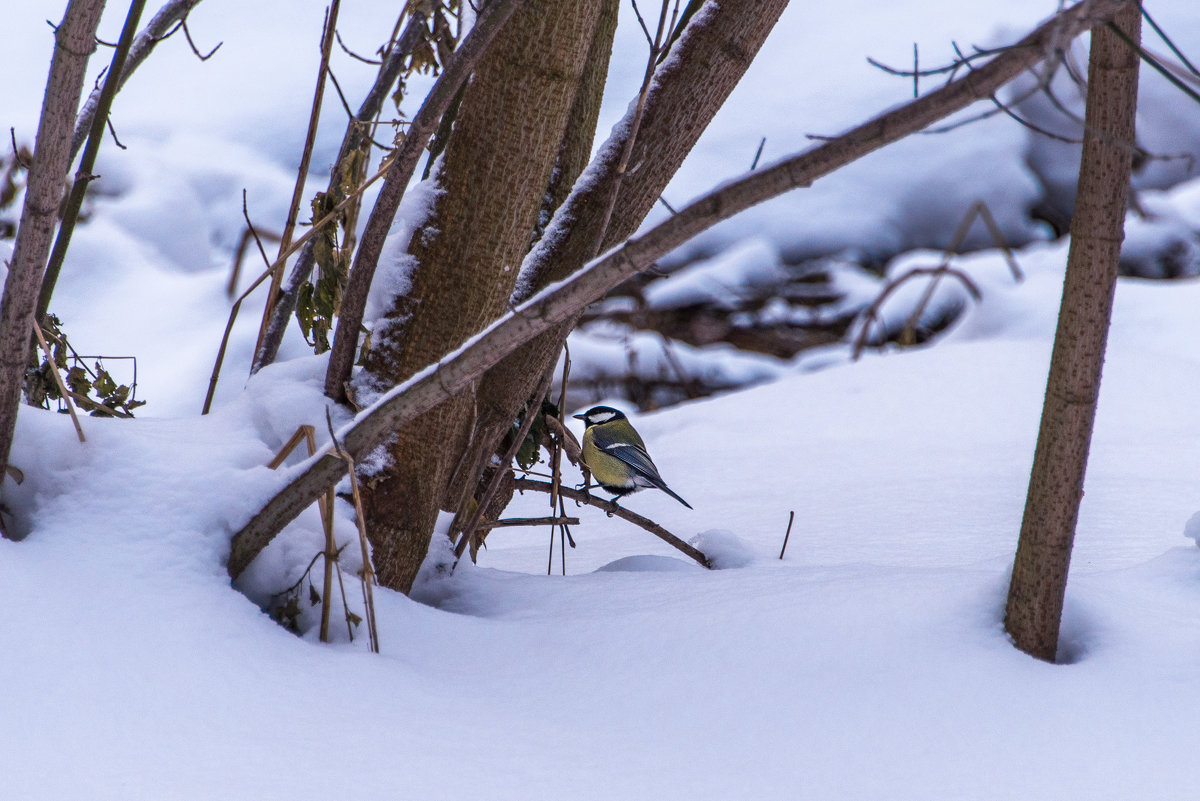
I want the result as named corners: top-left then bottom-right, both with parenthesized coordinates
top-left (355, 0), bottom-right (609, 593)
top-left (459, 0), bottom-right (790, 533)
top-left (441, 0), bottom-right (619, 514)
top-left (0, 0), bottom-right (106, 495)
top-left (1004, 2), bottom-right (1140, 662)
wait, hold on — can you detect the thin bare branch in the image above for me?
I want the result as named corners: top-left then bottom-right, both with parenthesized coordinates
top-left (70, 0), bottom-right (208, 161)
top-left (254, 0), bottom-right (342, 359)
top-left (180, 17), bottom-right (220, 60)
top-left (39, 0), bottom-right (148, 324)
top-left (515, 477), bottom-right (708, 567)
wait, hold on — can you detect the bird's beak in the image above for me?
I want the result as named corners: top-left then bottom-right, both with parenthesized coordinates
top-left (572, 413), bottom-right (586, 420)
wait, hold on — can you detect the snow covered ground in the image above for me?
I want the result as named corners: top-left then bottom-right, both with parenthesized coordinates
top-left (3, 0), bottom-right (1200, 798)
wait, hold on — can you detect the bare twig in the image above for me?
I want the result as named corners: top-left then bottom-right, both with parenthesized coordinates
top-left (180, 17), bottom-right (220, 60)
top-left (1141, 6), bottom-right (1199, 78)
top-left (70, 0), bottom-right (209, 161)
top-left (481, 516), bottom-right (580, 529)
top-left (225, 225), bottom-right (282, 299)
top-left (750, 136), bottom-right (766, 170)
top-left (514, 477), bottom-right (710, 568)
top-left (335, 29), bottom-right (382, 65)
top-left (548, 342), bottom-right (572, 574)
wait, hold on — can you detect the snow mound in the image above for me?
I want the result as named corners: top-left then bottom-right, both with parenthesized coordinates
top-left (595, 554), bottom-right (702, 573)
top-left (691, 529), bottom-right (756, 569)
top-left (1183, 512), bottom-right (1200, 547)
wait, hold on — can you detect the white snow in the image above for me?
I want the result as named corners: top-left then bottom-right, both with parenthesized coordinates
top-left (3, 0), bottom-right (1200, 799)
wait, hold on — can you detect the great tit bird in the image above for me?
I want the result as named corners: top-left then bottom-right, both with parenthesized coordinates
top-left (573, 405), bottom-right (692, 509)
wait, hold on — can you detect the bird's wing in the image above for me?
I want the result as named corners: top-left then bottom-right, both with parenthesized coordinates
top-left (589, 425), bottom-right (692, 509)
top-left (589, 426), bottom-right (666, 489)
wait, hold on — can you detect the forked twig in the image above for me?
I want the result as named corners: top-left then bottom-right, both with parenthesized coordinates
top-left (513, 477), bottom-right (710, 568)
top-left (852, 200), bottom-right (1022, 359)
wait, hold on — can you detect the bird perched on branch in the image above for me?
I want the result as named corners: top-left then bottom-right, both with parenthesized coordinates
top-left (573, 405), bottom-right (692, 509)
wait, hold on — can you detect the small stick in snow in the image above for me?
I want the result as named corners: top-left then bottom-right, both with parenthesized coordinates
top-left (779, 510), bottom-right (795, 560)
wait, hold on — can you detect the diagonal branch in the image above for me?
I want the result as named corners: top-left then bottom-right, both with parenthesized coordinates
top-left (226, 0), bottom-right (1133, 579)
top-left (70, 0), bottom-right (208, 162)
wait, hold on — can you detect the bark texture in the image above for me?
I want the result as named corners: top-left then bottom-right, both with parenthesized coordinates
top-left (1005, 3), bottom-right (1141, 662)
top-left (0, 0), bottom-right (106, 489)
top-left (460, 0), bottom-right (789, 529)
top-left (356, 0), bottom-right (608, 592)
top-left (322, 0), bottom-right (530, 403)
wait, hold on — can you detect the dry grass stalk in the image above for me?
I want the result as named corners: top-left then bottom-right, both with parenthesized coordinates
top-left (325, 408), bottom-right (378, 653)
top-left (32, 320), bottom-right (85, 443)
top-left (255, 0), bottom-right (343, 356)
top-left (202, 152), bottom-right (403, 414)
top-left (779, 510), bottom-right (795, 560)
top-left (266, 423), bottom-right (338, 642)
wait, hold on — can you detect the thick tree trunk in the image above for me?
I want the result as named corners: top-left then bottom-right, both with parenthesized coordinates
top-left (459, 0), bottom-right (790, 533)
top-left (1004, 3), bottom-right (1140, 662)
top-left (441, 0), bottom-right (619, 513)
top-left (355, 0), bottom-right (608, 593)
top-left (0, 0), bottom-right (106, 494)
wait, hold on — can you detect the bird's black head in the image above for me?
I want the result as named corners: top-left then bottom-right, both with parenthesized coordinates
top-left (572, 405), bottom-right (627, 427)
